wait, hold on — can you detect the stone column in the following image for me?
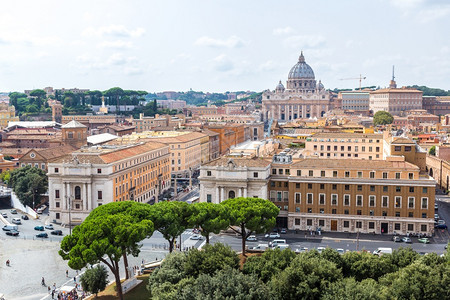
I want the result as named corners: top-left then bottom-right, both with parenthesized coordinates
top-left (216, 186), bottom-right (220, 203)
top-left (302, 105), bottom-right (306, 118)
top-left (278, 105), bottom-right (281, 120)
top-left (244, 188), bottom-right (247, 198)
top-left (63, 182), bottom-right (67, 210)
top-left (221, 187), bottom-right (225, 202)
top-left (87, 183), bottom-right (91, 211)
top-left (238, 188), bottom-right (242, 197)
top-left (297, 105), bottom-right (300, 119)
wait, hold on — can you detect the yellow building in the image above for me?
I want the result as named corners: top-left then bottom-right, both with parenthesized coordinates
top-left (0, 103), bottom-right (19, 129)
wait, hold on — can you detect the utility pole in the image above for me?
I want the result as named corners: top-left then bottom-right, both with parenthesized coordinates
top-left (189, 167), bottom-right (192, 190)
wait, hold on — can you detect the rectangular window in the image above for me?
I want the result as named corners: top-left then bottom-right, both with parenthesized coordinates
top-left (55, 167), bottom-right (59, 173)
top-left (357, 185), bottom-right (362, 191)
top-left (369, 222), bottom-right (375, 229)
top-left (295, 218), bottom-right (300, 225)
top-left (319, 220), bottom-right (325, 227)
top-left (344, 209), bottom-right (349, 215)
top-left (345, 171), bottom-right (350, 178)
top-left (320, 208), bottom-right (324, 214)
top-left (319, 194), bottom-right (325, 205)
top-left (320, 184), bottom-right (325, 190)
top-left (98, 191), bottom-right (103, 200)
top-left (55, 202), bottom-right (60, 208)
top-left (356, 222), bottom-right (362, 229)
top-left (97, 168), bottom-right (102, 174)
top-left (369, 195), bottom-right (376, 207)
top-left (296, 183), bottom-right (300, 188)
top-left (383, 172), bottom-right (388, 179)
top-left (272, 169), bottom-right (277, 175)
top-left (269, 191), bottom-right (276, 201)
top-left (382, 196), bottom-right (388, 207)
top-left (357, 171), bottom-right (362, 178)
top-left (285, 169), bottom-right (290, 175)
top-left (356, 195), bottom-right (363, 206)
top-left (270, 181), bottom-right (275, 187)
top-left (297, 170), bottom-right (301, 176)
top-left (357, 210), bottom-right (362, 215)
top-left (408, 173), bottom-right (413, 179)
top-left (277, 192), bottom-right (282, 201)
top-left (253, 172), bottom-right (258, 178)
top-left (343, 221), bottom-right (349, 228)
top-left (56, 213), bottom-right (60, 219)
top-left (333, 171), bottom-right (338, 177)
top-left (332, 184), bottom-right (337, 190)
top-left (405, 146), bottom-right (411, 152)
top-left (396, 186), bottom-right (401, 193)
top-left (409, 187), bottom-right (414, 193)
top-left (370, 186), bottom-right (375, 192)
top-left (422, 213), bottom-right (427, 218)
top-left (395, 172), bottom-right (401, 179)
top-left (309, 170), bottom-right (313, 176)
top-left (344, 185), bottom-right (350, 191)
top-left (55, 190), bottom-right (60, 199)
top-left (279, 169), bottom-right (283, 175)
top-left (407, 224), bottom-right (414, 231)
top-left (394, 223), bottom-right (401, 231)
top-left (308, 183), bottom-right (312, 189)
top-left (321, 170), bottom-right (325, 177)
top-left (207, 171), bottom-right (212, 176)
top-left (283, 191), bottom-right (289, 202)
top-left (344, 194), bottom-right (350, 206)
top-left (295, 193), bottom-right (301, 204)
top-left (395, 146), bottom-right (401, 151)
top-left (307, 193), bottom-right (313, 204)
top-left (307, 219), bottom-right (312, 226)
top-left (421, 197), bottom-right (428, 209)
top-left (331, 194), bottom-right (338, 206)
top-left (396, 211), bottom-right (401, 217)
top-left (409, 212), bottom-right (414, 218)
top-left (395, 196), bottom-right (402, 208)
top-left (408, 197), bottom-right (415, 209)
top-left (370, 171), bottom-right (375, 179)
top-left (207, 194), bottom-right (212, 203)
top-left (423, 187), bottom-right (428, 193)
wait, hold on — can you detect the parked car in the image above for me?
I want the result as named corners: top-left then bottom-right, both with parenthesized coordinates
top-left (295, 247), bottom-right (308, 253)
top-left (247, 235), bottom-right (257, 241)
top-left (435, 203), bottom-right (438, 210)
top-left (270, 239), bottom-right (287, 247)
top-left (36, 233), bottom-right (48, 238)
top-left (10, 209), bottom-right (17, 214)
top-left (6, 230), bottom-right (19, 236)
top-left (34, 226), bottom-right (44, 231)
top-left (418, 237), bottom-right (430, 244)
top-left (1, 213), bottom-right (7, 218)
top-left (45, 224), bottom-right (54, 230)
top-left (393, 236), bottom-right (402, 242)
top-left (436, 224), bottom-right (448, 229)
top-left (11, 218), bottom-right (21, 225)
top-left (434, 213), bottom-right (439, 220)
top-left (336, 248), bottom-right (345, 254)
top-left (21, 215), bottom-right (29, 220)
top-left (280, 228), bottom-right (287, 234)
top-left (274, 244), bottom-right (290, 250)
top-left (269, 233), bottom-right (280, 238)
top-left (402, 237), bottom-right (412, 243)
top-left (190, 234), bottom-right (203, 240)
top-left (251, 244), bottom-right (269, 251)
top-left (317, 247), bottom-right (326, 253)
top-left (51, 230), bottom-right (63, 236)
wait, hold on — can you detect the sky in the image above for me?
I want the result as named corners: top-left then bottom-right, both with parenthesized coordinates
top-left (0, 0), bottom-right (449, 93)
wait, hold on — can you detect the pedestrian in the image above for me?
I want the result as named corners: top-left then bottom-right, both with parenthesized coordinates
top-left (53, 283), bottom-right (56, 291)
top-left (48, 286), bottom-right (51, 293)
top-left (51, 289), bottom-right (55, 299)
top-left (66, 269), bottom-right (68, 277)
top-left (41, 277), bottom-right (46, 286)
top-left (6, 260), bottom-right (10, 266)
top-left (73, 276), bottom-right (76, 283)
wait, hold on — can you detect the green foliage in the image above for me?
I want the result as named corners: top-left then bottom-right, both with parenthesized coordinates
top-left (387, 247), bottom-right (419, 269)
top-left (321, 247), bottom-right (344, 269)
top-left (221, 197), bottom-right (279, 255)
top-left (429, 145), bottom-right (436, 156)
top-left (149, 201), bottom-right (191, 252)
top-left (184, 243), bottom-right (239, 277)
top-left (323, 277), bottom-right (388, 300)
top-left (373, 111), bottom-right (394, 126)
top-left (9, 166), bottom-right (48, 207)
top-left (0, 170), bottom-right (11, 185)
top-left (188, 202), bottom-right (229, 243)
top-left (379, 261), bottom-right (450, 300)
top-left (269, 254), bottom-right (343, 299)
top-left (409, 85), bottom-right (450, 96)
top-left (342, 251), bottom-right (394, 281)
top-left (243, 248), bottom-right (296, 282)
top-left (79, 265), bottom-right (109, 296)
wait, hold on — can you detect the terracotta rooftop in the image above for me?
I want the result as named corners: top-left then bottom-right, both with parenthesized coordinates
top-left (30, 145), bottom-right (77, 159)
top-left (311, 132), bottom-right (382, 139)
top-left (370, 88), bottom-right (423, 94)
top-left (390, 137), bottom-right (415, 145)
top-left (291, 158), bottom-right (419, 171)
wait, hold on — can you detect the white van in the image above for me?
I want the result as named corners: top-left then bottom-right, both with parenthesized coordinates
top-left (12, 218), bottom-right (21, 225)
top-left (270, 239), bottom-right (287, 247)
top-left (274, 244), bottom-right (290, 250)
top-left (373, 247), bottom-right (393, 256)
top-left (2, 224), bottom-right (18, 231)
top-left (251, 244), bottom-right (269, 251)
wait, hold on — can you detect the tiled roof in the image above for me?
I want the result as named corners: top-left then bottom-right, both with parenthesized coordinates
top-left (291, 158), bottom-right (419, 171)
top-left (61, 120), bottom-right (87, 128)
top-left (311, 132), bottom-right (382, 139)
top-left (202, 129), bottom-right (220, 137)
top-left (100, 142), bottom-right (168, 164)
top-left (35, 145), bottom-right (78, 159)
top-left (203, 157), bottom-right (271, 168)
top-left (370, 88), bottom-right (422, 94)
top-left (390, 137), bottom-right (415, 144)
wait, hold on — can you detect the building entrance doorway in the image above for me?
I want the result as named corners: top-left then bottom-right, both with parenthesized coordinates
top-left (331, 220), bottom-right (337, 231)
top-left (381, 222), bottom-right (388, 234)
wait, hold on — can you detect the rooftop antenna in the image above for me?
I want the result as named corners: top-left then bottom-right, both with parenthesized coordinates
top-left (392, 65), bottom-right (395, 81)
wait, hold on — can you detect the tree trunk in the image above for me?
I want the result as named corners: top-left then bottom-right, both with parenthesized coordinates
top-left (113, 266), bottom-right (124, 300)
top-left (122, 251), bottom-right (129, 280)
top-left (206, 233), bottom-right (210, 244)
top-left (169, 238), bottom-right (174, 253)
top-left (241, 224), bottom-right (247, 256)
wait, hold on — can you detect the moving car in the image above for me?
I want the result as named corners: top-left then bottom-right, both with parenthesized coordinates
top-left (51, 230), bottom-right (63, 236)
top-left (247, 235), bottom-right (257, 241)
top-left (45, 224), bottom-right (54, 230)
top-left (36, 233), bottom-right (48, 238)
top-left (269, 233), bottom-right (280, 238)
top-left (402, 237), bottom-right (412, 243)
top-left (317, 247), bottom-right (326, 253)
top-left (190, 234), bottom-right (203, 240)
top-left (250, 244), bottom-right (269, 251)
top-left (295, 247), bottom-right (308, 253)
top-left (2, 225), bottom-right (18, 231)
top-left (436, 224), bottom-right (448, 229)
top-left (21, 215), bottom-right (29, 220)
top-left (336, 248), bottom-right (345, 254)
top-left (34, 226), bottom-right (44, 231)
top-left (393, 236), bottom-right (402, 242)
top-left (1, 213), bottom-right (7, 218)
top-left (6, 230), bottom-right (19, 236)
top-left (10, 209), bottom-right (17, 214)
top-left (418, 237), bottom-right (430, 244)
top-left (280, 228), bottom-right (287, 234)
top-left (373, 247), bottom-right (393, 256)
top-left (274, 244), bottom-right (290, 250)
top-left (270, 239), bottom-right (287, 247)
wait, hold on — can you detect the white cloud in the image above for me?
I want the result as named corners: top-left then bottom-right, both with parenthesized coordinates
top-left (389, 0), bottom-right (450, 22)
top-left (258, 60), bottom-right (277, 72)
top-left (124, 66), bottom-right (144, 75)
top-left (82, 25), bottom-right (145, 38)
top-left (283, 35), bottom-right (326, 49)
top-left (98, 40), bottom-right (133, 49)
top-left (170, 53), bottom-right (192, 64)
top-left (195, 36), bottom-right (246, 48)
top-left (212, 54), bottom-right (234, 72)
top-left (273, 26), bottom-right (294, 35)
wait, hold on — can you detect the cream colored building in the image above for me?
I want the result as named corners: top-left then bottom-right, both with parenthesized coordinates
top-left (304, 133), bottom-right (384, 160)
top-left (262, 52), bottom-right (332, 122)
top-left (48, 142), bottom-right (171, 225)
top-left (0, 103), bottom-right (19, 129)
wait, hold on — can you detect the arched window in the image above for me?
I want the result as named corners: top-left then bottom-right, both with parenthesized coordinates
top-left (75, 186), bottom-right (81, 199)
top-left (228, 190), bottom-right (235, 199)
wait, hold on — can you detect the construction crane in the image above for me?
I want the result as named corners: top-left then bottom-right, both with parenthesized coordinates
top-left (339, 74), bottom-right (367, 90)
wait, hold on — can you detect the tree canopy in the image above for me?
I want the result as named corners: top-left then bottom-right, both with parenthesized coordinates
top-left (9, 166), bottom-right (48, 208)
top-left (79, 265), bottom-right (109, 297)
top-left (373, 110), bottom-right (394, 126)
top-left (188, 202), bottom-right (229, 243)
top-left (221, 197), bottom-right (279, 255)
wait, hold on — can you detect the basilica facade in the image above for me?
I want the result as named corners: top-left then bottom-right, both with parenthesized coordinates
top-left (262, 52), bottom-right (333, 122)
